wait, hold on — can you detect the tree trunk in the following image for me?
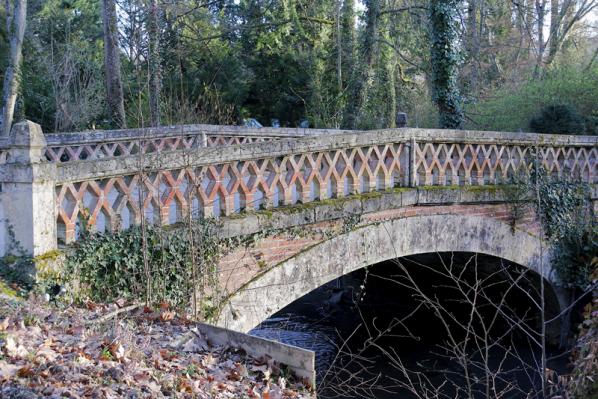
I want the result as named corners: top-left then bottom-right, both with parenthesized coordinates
top-left (1, 0), bottom-right (27, 137)
top-left (102, 0), bottom-right (126, 129)
top-left (429, 0), bottom-right (464, 129)
top-left (147, 0), bottom-right (161, 127)
top-left (535, 0), bottom-right (547, 73)
top-left (342, 0), bottom-right (379, 130)
top-left (547, 0), bottom-right (560, 64)
top-left (466, 0), bottom-right (480, 93)
top-left (340, 0), bottom-right (356, 91)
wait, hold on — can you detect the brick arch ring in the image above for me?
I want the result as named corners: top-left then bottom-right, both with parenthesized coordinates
top-left (216, 214), bottom-right (564, 335)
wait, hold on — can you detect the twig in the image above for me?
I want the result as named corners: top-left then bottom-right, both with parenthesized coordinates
top-left (83, 303), bottom-right (143, 325)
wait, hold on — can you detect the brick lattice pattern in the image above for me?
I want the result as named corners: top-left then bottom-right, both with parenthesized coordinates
top-left (54, 137), bottom-right (596, 243)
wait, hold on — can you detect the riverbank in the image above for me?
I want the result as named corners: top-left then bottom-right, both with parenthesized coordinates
top-left (0, 293), bottom-right (314, 398)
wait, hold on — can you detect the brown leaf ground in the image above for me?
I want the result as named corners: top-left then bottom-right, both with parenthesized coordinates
top-left (0, 296), bottom-right (314, 399)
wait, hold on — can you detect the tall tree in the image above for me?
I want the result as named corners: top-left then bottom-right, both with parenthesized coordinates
top-left (102, 0), bottom-right (126, 128)
top-left (465, 0), bottom-right (480, 92)
top-left (1, 0), bottom-right (27, 137)
top-left (340, 0), bottom-right (356, 92)
top-left (342, 0), bottom-right (380, 129)
top-left (429, 0), bottom-right (463, 129)
top-left (147, 0), bottom-right (161, 126)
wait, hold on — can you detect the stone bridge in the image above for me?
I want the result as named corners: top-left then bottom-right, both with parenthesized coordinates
top-left (0, 121), bottom-right (596, 334)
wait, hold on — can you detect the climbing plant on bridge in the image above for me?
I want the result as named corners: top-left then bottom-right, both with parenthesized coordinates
top-left (531, 162), bottom-right (596, 289)
top-left (61, 219), bottom-right (224, 316)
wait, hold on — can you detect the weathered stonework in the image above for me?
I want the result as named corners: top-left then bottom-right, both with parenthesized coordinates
top-left (215, 212), bottom-right (553, 334)
top-left (0, 121), bottom-right (596, 339)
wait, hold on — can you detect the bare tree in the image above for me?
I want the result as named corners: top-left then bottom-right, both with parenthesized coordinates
top-left (0, 0), bottom-right (27, 137)
top-left (147, 0), bottom-right (161, 127)
top-left (102, 0), bottom-right (127, 129)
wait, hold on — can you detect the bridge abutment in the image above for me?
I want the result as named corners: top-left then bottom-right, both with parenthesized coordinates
top-left (0, 121), bottom-right (57, 256)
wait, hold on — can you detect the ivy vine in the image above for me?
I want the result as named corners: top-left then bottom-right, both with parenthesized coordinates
top-left (531, 163), bottom-right (596, 289)
top-left (429, 0), bottom-right (464, 129)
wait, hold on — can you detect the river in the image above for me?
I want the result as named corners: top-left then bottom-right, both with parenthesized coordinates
top-left (250, 255), bottom-right (572, 399)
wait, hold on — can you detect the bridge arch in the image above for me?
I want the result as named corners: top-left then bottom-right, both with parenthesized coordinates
top-left (216, 214), bottom-right (560, 334)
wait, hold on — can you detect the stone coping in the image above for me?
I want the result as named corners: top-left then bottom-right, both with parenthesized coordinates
top-left (51, 128), bottom-right (597, 184)
top-left (44, 124), bottom-right (349, 145)
top-left (42, 124), bottom-right (598, 146)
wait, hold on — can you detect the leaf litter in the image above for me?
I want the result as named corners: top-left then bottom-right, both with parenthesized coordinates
top-left (0, 297), bottom-right (314, 398)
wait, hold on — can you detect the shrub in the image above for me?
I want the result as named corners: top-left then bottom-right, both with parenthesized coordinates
top-left (465, 66), bottom-right (598, 134)
top-left (529, 104), bottom-right (586, 135)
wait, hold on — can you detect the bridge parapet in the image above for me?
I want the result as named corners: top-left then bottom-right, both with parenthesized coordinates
top-left (0, 121), bottom-right (596, 255)
top-left (43, 124), bottom-right (345, 163)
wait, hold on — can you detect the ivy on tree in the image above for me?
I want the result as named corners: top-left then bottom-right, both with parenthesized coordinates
top-left (429, 0), bottom-right (464, 129)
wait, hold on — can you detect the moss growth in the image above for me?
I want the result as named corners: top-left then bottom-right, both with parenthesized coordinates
top-left (0, 280), bottom-right (18, 298)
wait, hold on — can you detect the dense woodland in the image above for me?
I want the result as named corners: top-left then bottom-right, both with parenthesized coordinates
top-left (0, 0), bottom-right (597, 134)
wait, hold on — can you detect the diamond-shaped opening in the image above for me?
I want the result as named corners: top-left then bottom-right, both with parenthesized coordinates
top-left (488, 148), bottom-right (498, 167)
top-left (301, 162), bottom-right (313, 182)
top-left (335, 154), bottom-right (347, 174)
top-left (437, 147), bottom-right (448, 164)
top-left (222, 167), bottom-right (236, 193)
top-left (114, 143), bottom-right (124, 157)
top-left (202, 169), bottom-right (216, 195)
top-left (79, 148), bottom-right (90, 161)
top-left (462, 146), bottom-right (474, 165)
top-left (352, 155), bottom-right (363, 173)
top-left (82, 187), bottom-right (99, 217)
top-left (319, 156), bottom-right (330, 176)
top-left (59, 187), bottom-right (78, 218)
top-left (368, 149), bottom-right (381, 171)
top-left (245, 163), bottom-right (259, 189)
top-left (475, 148), bottom-right (485, 166)
top-left (384, 148), bottom-right (395, 170)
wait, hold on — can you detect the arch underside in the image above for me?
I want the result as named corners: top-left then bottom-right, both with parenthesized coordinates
top-left (217, 214), bottom-right (556, 333)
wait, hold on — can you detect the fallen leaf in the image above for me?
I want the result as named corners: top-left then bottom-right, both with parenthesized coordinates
top-left (17, 365), bottom-right (35, 378)
top-left (0, 317), bottom-right (9, 331)
top-left (160, 311), bottom-right (175, 322)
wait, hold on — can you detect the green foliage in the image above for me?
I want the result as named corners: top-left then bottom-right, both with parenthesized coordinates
top-left (429, 0), bottom-right (464, 129)
top-left (0, 225), bottom-right (35, 292)
top-left (63, 220), bottom-right (222, 310)
top-left (529, 104), bottom-right (587, 135)
top-left (551, 228), bottom-right (597, 289)
top-left (466, 66), bottom-right (598, 134)
top-left (532, 164), bottom-right (595, 288)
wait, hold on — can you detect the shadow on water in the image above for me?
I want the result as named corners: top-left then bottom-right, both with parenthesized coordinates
top-left (250, 253), bottom-right (572, 399)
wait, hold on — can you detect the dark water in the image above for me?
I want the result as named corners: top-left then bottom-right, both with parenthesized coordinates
top-left (250, 255), bottom-right (572, 399)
